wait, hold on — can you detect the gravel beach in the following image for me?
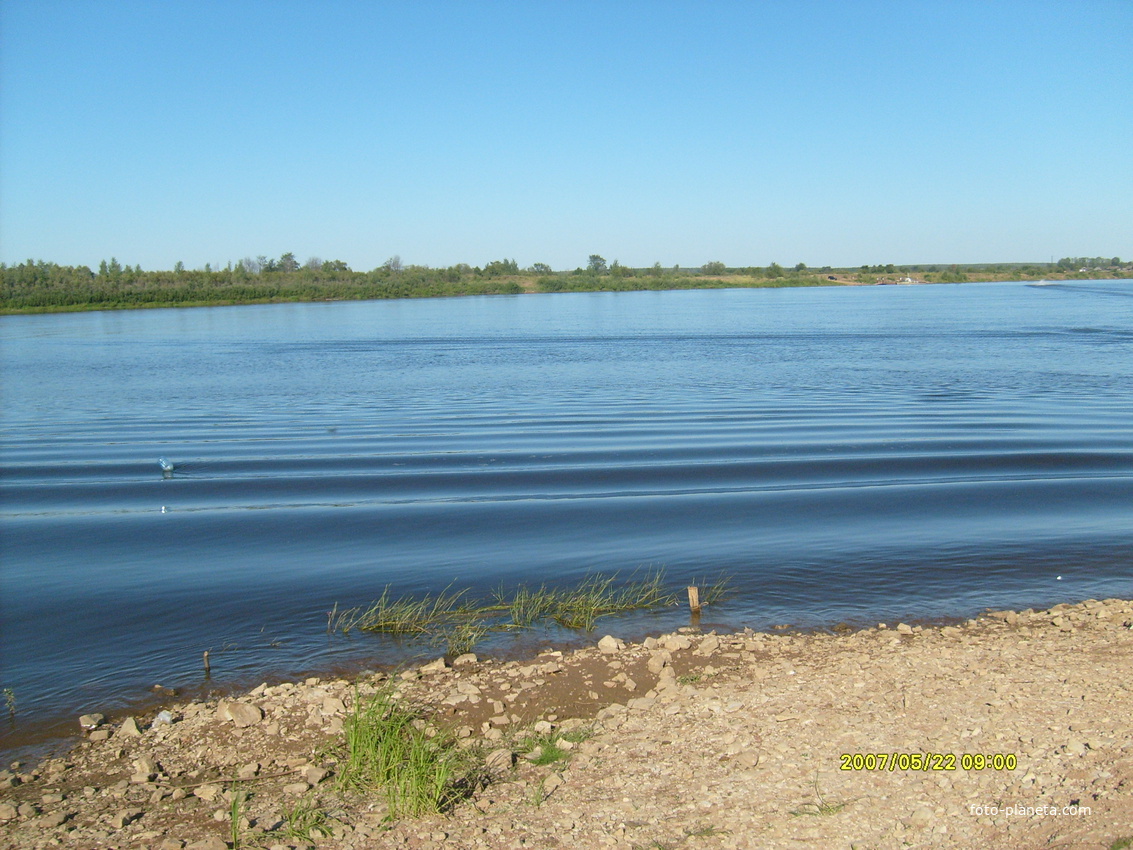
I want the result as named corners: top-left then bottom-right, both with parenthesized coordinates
top-left (2, 597), bottom-right (1131, 850)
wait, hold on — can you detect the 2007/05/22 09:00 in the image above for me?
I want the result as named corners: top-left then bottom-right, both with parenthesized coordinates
top-left (840, 753), bottom-right (1019, 771)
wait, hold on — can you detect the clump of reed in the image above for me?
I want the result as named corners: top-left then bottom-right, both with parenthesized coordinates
top-left (337, 686), bottom-right (484, 817)
top-left (332, 569), bottom-right (730, 655)
top-left (333, 584), bottom-right (474, 636)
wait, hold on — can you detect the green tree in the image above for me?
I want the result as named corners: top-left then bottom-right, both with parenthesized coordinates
top-left (483, 258), bottom-right (519, 276)
top-left (279, 252), bottom-right (300, 273)
top-left (766, 262), bottom-right (784, 278)
top-left (702, 261), bottom-right (726, 275)
top-left (587, 254), bottom-right (607, 274)
top-left (530, 263), bottom-right (552, 274)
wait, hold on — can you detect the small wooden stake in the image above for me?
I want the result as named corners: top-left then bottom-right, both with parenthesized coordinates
top-left (202, 650), bottom-right (211, 675)
top-left (687, 586), bottom-right (701, 613)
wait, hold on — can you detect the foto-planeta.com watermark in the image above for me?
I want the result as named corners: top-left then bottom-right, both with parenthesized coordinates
top-left (969, 803), bottom-right (1090, 818)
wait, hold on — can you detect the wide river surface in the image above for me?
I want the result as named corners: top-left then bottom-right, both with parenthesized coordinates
top-left (2, 281), bottom-right (1132, 754)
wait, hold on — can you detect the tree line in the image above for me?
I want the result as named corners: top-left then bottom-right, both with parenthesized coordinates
top-left (2, 253), bottom-right (1128, 313)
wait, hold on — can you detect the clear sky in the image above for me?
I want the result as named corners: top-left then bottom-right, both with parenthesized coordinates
top-left (2, 0), bottom-right (1130, 272)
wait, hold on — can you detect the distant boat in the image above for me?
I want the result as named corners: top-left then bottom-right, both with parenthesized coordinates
top-left (158, 457), bottom-right (174, 473)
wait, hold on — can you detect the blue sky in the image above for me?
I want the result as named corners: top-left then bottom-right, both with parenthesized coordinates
top-left (2, 0), bottom-right (1130, 271)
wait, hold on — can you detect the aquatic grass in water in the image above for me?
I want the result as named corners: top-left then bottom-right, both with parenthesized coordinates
top-left (545, 571), bottom-right (677, 631)
top-left (333, 569), bottom-right (709, 654)
top-left (433, 618), bottom-right (491, 657)
top-left (334, 584), bottom-right (473, 636)
top-left (494, 582), bottom-right (558, 627)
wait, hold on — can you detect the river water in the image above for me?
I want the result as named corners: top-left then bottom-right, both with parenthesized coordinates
top-left (2, 281), bottom-right (1131, 754)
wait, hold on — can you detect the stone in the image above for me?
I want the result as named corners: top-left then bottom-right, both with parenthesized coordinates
top-left (133, 756), bottom-right (158, 776)
top-left (302, 765), bottom-right (328, 786)
top-left (118, 716), bottom-right (142, 737)
top-left (0, 803), bottom-right (16, 821)
top-left (186, 839), bottom-right (229, 850)
top-left (79, 713), bottom-right (105, 730)
top-left (322, 696), bottom-right (346, 715)
top-left (647, 651), bottom-right (671, 673)
top-left (109, 808), bottom-right (143, 829)
top-left (736, 750), bottom-right (760, 768)
top-left (907, 806), bottom-right (934, 828)
top-left (598, 635), bottom-right (625, 654)
top-left (484, 749), bottom-right (514, 774)
top-left (896, 623), bottom-right (914, 635)
top-left (696, 634), bottom-right (721, 655)
top-left (237, 762), bottom-right (260, 780)
top-left (39, 810), bottom-right (69, 828)
top-left (283, 782), bottom-right (310, 795)
top-left (193, 783), bottom-right (221, 801)
top-left (219, 700), bottom-right (263, 728)
top-left (420, 657), bottom-right (449, 673)
top-left (452, 653), bottom-right (478, 666)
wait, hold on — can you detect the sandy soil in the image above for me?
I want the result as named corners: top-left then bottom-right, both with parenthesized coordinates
top-left (1, 597), bottom-right (1131, 850)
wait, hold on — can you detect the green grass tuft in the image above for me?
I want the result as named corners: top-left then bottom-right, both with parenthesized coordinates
top-left (282, 792), bottom-right (330, 841)
top-left (516, 725), bottom-right (593, 767)
top-left (228, 785), bottom-right (246, 849)
top-left (338, 686), bottom-right (483, 818)
top-left (789, 777), bottom-right (848, 817)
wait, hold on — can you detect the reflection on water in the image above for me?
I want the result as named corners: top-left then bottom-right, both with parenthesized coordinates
top-left (2, 281), bottom-right (1132, 754)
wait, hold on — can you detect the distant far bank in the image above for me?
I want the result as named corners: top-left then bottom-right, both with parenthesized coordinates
top-left (2, 255), bottom-right (1129, 315)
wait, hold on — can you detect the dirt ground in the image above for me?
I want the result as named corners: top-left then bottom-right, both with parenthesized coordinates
top-left (1, 597), bottom-right (1131, 850)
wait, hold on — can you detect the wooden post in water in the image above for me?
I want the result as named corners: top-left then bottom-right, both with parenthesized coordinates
top-left (687, 586), bottom-right (701, 614)
top-left (202, 650), bottom-right (210, 676)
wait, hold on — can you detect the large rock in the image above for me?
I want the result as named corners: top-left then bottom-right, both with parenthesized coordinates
top-left (218, 700), bottom-right (263, 728)
top-left (598, 635), bottom-right (625, 654)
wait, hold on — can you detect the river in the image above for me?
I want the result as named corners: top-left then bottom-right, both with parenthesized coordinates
top-left (2, 281), bottom-right (1131, 755)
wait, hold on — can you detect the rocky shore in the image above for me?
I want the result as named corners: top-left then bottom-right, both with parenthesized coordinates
top-left (2, 597), bottom-right (1131, 850)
